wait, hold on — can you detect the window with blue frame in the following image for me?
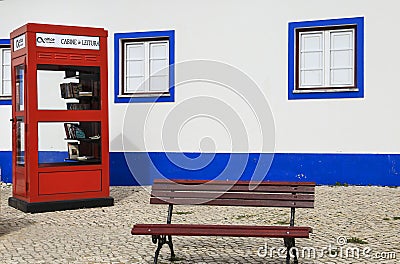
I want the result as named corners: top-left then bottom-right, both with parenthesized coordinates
top-left (0, 39), bottom-right (11, 105)
top-left (114, 30), bottom-right (175, 103)
top-left (288, 17), bottom-right (364, 100)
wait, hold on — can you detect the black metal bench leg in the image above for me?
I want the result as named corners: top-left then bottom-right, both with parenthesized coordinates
top-left (292, 238), bottom-right (298, 264)
top-left (167, 235), bottom-right (176, 260)
top-left (284, 238), bottom-right (290, 264)
top-left (284, 237), bottom-right (297, 264)
top-left (154, 245), bottom-right (162, 264)
top-left (152, 235), bottom-right (165, 264)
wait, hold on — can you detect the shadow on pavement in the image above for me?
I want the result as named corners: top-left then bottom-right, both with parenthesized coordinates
top-left (0, 217), bottom-right (36, 236)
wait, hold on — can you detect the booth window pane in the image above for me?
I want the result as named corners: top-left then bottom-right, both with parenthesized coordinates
top-left (16, 121), bottom-right (25, 166)
top-left (15, 64), bottom-right (24, 111)
top-left (38, 122), bottom-right (101, 167)
top-left (37, 65), bottom-right (100, 110)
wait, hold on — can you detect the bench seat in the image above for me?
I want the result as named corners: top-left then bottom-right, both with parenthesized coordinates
top-left (132, 223), bottom-right (312, 238)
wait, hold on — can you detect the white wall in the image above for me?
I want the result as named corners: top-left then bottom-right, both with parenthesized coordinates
top-left (1, 0), bottom-right (400, 154)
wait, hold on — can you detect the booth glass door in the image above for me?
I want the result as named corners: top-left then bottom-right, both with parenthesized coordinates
top-left (12, 59), bottom-right (27, 196)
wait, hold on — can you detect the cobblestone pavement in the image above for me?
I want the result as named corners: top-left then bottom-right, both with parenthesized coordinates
top-left (0, 183), bottom-right (399, 264)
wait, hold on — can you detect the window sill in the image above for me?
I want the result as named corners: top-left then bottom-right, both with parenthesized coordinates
top-left (293, 88), bottom-right (359, 94)
top-left (115, 91), bottom-right (174, 103)
top-left (118, 93), bottom-right (171, 98)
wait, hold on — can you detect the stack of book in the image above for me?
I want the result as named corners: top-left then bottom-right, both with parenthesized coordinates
top-left (60, 83), bottom-right (83, 99)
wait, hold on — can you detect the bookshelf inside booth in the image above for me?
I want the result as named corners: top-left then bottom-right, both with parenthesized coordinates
top-left (38, 121), bottom-right (101, 167)
top-left (64, 121), bottom-right (101, 164)
top-left (37, 65), bottom-right (102, 167)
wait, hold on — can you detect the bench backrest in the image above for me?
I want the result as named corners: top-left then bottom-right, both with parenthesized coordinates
top-left (150, 179), bottom-right (315, 208)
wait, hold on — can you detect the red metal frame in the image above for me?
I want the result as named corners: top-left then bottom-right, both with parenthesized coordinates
top-left (10, 23), bottom-right (110, 204)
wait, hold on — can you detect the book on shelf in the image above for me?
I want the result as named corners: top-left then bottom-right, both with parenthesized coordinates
top-left (64, 123), bottom-right (86, 139)
top-left (93, 80), bottom-right (100, 97)
top-left (67, 142), bottom-right (79, 159)
top-left (60, 82), bottom-right (83, 99)
top-left (66, 103), bottom-right (91, 110)
top-left (78, 91), bottom-right (93, 97)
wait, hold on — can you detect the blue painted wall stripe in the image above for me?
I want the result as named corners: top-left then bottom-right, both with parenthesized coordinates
top-left (1, 151), bottom-right (399, 186)
top-left (0, 39), bottom-right (10, 45)
top-left (110, 152), bottom-right (400, 186)
top-left (0, 151), bottom-right (12, 183)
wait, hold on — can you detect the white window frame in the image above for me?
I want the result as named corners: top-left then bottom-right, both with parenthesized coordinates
top-left (120, 39), bottom-right (170, 97)
top-left (296, 26), bottom-right (357, 93)
top-left (0, 46), bottom-right (11, 99)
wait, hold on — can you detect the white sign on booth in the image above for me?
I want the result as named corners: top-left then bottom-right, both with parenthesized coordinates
top-left (35, 33), bottom-right (100, 50)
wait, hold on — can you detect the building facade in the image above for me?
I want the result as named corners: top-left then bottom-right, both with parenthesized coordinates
top-left (0, 0), bottom-right (399, 186)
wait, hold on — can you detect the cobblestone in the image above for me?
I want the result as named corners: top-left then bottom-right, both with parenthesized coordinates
top-left (0, 184), bottom-right (399, 263)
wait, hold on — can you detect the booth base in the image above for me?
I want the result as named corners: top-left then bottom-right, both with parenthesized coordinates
top-left (8, 196), bottom-right (114, 213)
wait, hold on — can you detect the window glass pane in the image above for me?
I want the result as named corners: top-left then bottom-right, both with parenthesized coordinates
top-left (126, 77), bottom-right (145, 93)
top-left (126, 43), bottom-right (145, 60)
top-left (329, 30), bottom-right (354, 86)
top-left (16, 120), bottom-right (25, 166)
top-left (3, 49), bottom-right (10, 63)
top-left (3, 64), bottom-right (11, 80)
top-left (124, 43), bottom-right (146, 93)
top-left (301, 70), bottom-right (323, 87)
top-left (330, 31), bottom-right (353, 50)
top-left (3, 80), bottom-right (11, 95)
top-left (1, 49), bottom-right (11, 96)
top-left (150, 59), bottom-right (168, 76)
top-left (299, 32), bottom-right (324, 88)
top-left (330, 69), bottom-right (353, 86)
top-left (16, 65), bottom-right (24, 111)
top-left (301, 52), bottom-right (322, 69)
top-left (331, 50), bottom-right (353, 68)
top-left (301, 32), bottom-right (323, 51)
top-left (150, 42), bottom-right (168, 59)
top-left (126, 60), bottom-right (144, 77)
top-left (149, 76), bottom-right (168, 92)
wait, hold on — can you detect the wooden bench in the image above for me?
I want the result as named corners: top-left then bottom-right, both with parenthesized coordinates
top-left (131, 179), bottom-right (315, 264)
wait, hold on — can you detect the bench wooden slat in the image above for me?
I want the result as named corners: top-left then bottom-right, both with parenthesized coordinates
top-left (150, 197), bottom-right (314, 208)
top-left (151, 191), bottom-right (314, 201)
top-left (153, 179), bottom-right (316, 186)
top-left (132, 224), bottom-right (311, 238)
top-left (133, 223), bottom-right (311, 230)
top-left (152, 184), bottom-right (315, 194)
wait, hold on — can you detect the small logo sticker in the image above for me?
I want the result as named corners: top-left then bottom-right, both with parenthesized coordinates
top-left (13, 34), bottom-right (26, 51)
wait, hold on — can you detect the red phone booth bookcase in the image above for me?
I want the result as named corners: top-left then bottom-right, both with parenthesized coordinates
top-left (8, 23), bottom-right (114, 213)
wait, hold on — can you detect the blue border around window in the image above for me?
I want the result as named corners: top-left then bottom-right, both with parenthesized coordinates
top-left (288, 17), bottom-right (364, 100)
top-left (114, 30), bottom-right (175, 103)
top-left (0, 39), bottom-right (11, 105)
